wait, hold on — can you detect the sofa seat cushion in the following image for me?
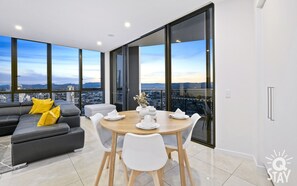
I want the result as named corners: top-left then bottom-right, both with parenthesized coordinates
top-left (0, 115), bottom-right (19, 127)
top-left (12, 114), bottom-right (70, 143)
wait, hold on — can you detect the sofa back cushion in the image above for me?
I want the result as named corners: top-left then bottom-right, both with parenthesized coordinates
top-left (20, 101), bottom-right (33, 115)
top-left (0, 103), bottom-right (21, 116)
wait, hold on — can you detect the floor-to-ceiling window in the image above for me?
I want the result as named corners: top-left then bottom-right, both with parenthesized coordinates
top-left (52, 45), bottom-right (80, 108)
top-left (0, 37), bottom-right (104, 115)
top-left (170, 7), bottom-right (214, 146)
top-left (110, 4), bottom-right (214, 147)
top-left (81, 50), bottom-right (104, 114)
top-left (126, 29), bottom-right (166, 110)
top-left (15, 40), bottom-right (50, 102)
top-left (0, 36), bottom-right (12, 102)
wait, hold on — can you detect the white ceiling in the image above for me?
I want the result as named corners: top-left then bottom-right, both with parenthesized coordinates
top-left (0, 0), bottom-right (212, 52)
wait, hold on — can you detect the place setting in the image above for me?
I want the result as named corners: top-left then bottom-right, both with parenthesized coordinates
top-left (169, 108), bottom-right (189, 120)
top-left (103, 109), bottom-right (125, 121)
top-left (136, 115), bottom-right (160, 130)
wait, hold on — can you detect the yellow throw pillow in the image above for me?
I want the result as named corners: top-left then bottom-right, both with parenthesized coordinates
top-left (29, 98), bottom-right (53, 114)
top-left (37, 106), bottom-right (61, 127)
top-left (29, 98), bottom-right (50, 114)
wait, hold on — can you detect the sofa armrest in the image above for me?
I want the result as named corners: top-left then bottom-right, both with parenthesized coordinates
top-left (55, 102), bottom-right (81, 116)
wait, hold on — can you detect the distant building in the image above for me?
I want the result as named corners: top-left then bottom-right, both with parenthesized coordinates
top-left (66, 85), bottom-right (75, 103)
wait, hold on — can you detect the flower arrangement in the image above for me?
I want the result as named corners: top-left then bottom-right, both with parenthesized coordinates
top-left (133, 92), bottom-right (149, 107)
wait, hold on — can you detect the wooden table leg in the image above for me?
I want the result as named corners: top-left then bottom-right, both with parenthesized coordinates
top-left (108, 132), bottom-right (118, 186)
top-left (177, 132), bottom-right (186, 186)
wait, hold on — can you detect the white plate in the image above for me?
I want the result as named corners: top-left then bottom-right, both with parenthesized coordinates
top-left (104, 115), bottom-right (125, 121)
top-left (169, 114), bottom-right (189, 120)
top-left (136, 123), bottom-right (160, 130)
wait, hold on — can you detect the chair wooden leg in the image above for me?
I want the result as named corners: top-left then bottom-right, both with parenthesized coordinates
top-left (105, 155), bottom-right (110, 169)
top-left (166, 148), bottom-right (173, 160)
top-left (128, 170), bottom-right (139, 186)
top-left (184, 149), bottom-right (195, 186)
top-left (95, 152), bottom-right (109, 186)
top-left (157, 168), bottom-right (164, 186)
top-left (151, 171), bottom-right (161, 186)
top-left (121, 158), bottom-right (129, 185)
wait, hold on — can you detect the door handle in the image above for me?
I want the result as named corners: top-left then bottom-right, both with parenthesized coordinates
top-left (267, 87), bottom-right (275, 121)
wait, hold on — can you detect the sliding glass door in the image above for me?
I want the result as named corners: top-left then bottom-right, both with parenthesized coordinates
top-left (170, 7), bottom-right (214, 146)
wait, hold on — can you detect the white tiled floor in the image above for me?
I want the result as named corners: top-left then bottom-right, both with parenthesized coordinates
top-left (0, 117), bottom-right (273, 186)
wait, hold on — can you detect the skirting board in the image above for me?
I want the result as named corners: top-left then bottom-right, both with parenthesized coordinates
top-left (215, 147), bottom-right (265, 169)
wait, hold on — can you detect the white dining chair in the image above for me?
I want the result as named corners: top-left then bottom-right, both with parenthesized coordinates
top-left (90, 113), bottom-right (128, 186)
top-left (122, 133), bottom-right (168, 186)
top-left (162, 113), bottom-right (200, 186)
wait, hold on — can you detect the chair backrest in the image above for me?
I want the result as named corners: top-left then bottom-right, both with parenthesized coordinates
top-left (122, 133), bottom-right (168, 172)
top-left (182, 113), bottom-right (201, 148)
top-left (90, 113), bottom-right (112, 151)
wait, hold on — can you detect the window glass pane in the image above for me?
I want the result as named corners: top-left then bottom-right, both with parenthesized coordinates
top-left (17, 40), bottom-right (47, 90)
top-left (82, 50), bottom-right (101, 88)
top-left (0, 36), bottom-right (11, 92)
top-left (14, 92), bottom-right (50, 102)
top-left (170, 13), bottom-right (207, 115)
top-left (52, 45), bottom-right (79, 90)
top-left (0, 94), bottom-right (11, 103)
top-left (52, 92), bottom-right (80, 108)
top-left (139, 30), bottom-right (166, 110)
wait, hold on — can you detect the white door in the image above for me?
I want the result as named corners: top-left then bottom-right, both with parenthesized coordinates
top-left (259, 0), bottom-right (297, 185)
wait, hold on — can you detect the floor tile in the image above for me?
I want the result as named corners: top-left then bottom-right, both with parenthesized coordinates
top-left (164, 157), bottom-right (231, 186)
top-left (194, 148), bottom-right (244, 174)
top-left (1, 154), bottom-right (69, 179)
top-left (233, 159), bottom-right (273, 186)
top-left (223, 176), bottom-right (255, 186)
top-left (187, 142), bottom-right (208, 156)
top-left (0, 159), bottom-right (80, 186)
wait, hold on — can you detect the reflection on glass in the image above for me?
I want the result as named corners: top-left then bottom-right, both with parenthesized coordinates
top-left (111, 48), bottom-right (125, 111)
top-left (17, 40), bottom-right (47, 89)
top-left (82, 50), bottom-right (101, 88)
top-left (52, 92), bottom-right (80, 108)
top-left (0, 94), bottom-right (11, 103)
top-left (52, 45), bottom-right (79, 90)
top-left (14, 93), bottom-right (50, 102)
top-left (81, 91), bottom-right (104, 114)
top-left (0, 36), bottom-right (11, 91)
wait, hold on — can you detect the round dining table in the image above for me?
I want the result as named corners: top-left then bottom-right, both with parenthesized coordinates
top-left (100, 110), bottom-right (193, 186)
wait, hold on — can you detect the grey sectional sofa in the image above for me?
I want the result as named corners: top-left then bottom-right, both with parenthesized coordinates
top-left (0, 100), bottom-right (84, 166)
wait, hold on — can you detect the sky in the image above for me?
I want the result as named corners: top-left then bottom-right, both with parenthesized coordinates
top-left (0, 36), bottom-right (101, 86)
top-left (1, 35), bottom-right (208, 86)
top-left (140, 40), bottom-right (207, 84)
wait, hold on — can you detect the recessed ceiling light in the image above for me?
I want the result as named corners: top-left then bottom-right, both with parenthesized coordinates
top-left (15, 25), bottom-right (22, 30)
top-left (108, 34), bottom-right (115, 37)
top-left (176, 39), bottom-right (181, 43)
top-left (124, 22), bottom-right (131, 28)
top-left (97, 41), bottom-right (102, 46)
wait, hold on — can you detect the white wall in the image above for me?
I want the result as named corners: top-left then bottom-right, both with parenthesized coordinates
top-left (104, 52), bottom-right (110, 104)
top-left (214, 0), bottom-right (258, 158)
